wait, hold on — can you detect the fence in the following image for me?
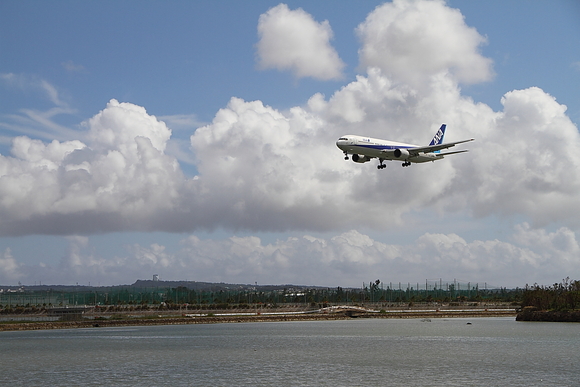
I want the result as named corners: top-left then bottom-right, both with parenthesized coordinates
top-left (0, 280), bottom-right (520, 308)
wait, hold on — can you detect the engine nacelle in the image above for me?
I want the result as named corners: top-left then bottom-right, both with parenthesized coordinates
top-left (351, 154), bottom-right (372, 163)
top-left (393, 148), bottom-right (410, 158)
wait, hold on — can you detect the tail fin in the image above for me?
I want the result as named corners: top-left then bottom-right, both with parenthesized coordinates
top-left (429, 124), bottom-right (446, 148)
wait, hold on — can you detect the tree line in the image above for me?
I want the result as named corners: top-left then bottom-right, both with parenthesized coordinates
top-left (520, 278), bottom-right (580, 311)
top-left (2, 279), bottom-right (524, 309)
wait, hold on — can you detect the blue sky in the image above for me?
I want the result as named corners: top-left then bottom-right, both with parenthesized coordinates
top-left (1, 0), bottom-right (579, 287)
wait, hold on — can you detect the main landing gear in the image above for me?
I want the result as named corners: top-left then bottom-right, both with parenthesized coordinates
top-left (402, 161), bottom-right (411, 167)
top-left (377, 159), bottom-right (386, 169)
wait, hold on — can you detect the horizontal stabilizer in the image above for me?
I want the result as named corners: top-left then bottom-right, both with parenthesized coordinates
top-left (412, 138), bottom-right (474, 154)
top-left (438, 149), bottom-right (469, 156)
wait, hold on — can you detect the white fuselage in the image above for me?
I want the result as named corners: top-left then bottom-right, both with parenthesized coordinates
top-left (336, 135), bottom-right (442, 163)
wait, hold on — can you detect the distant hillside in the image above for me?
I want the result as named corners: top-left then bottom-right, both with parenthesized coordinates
top-left (1, 280), bottom-right (323, 293)
top-left (130, 280), bottom-right (313, 291)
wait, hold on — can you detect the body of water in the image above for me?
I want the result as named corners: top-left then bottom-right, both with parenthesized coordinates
top-left (2, 317), bottom-right (579, 386)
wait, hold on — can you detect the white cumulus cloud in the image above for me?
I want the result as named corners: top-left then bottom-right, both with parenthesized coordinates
top-left (465, 87), bottom-right (580, 227)
top-left (2, 226), bottom-right (578, 287)
top-left (256, 3), bottom-right (345, 80)
top-left (0, 99), bottom-right (186, 235)
top-left (0, 248), bottom-right (23, 282)
top-left (2, 18), bottom-right (580, 235)
top-left (357, 0), bottom-right (494, 87)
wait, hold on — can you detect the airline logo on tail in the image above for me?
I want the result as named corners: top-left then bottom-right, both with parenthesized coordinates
top-left (429, 124), bottom-right (446, 148)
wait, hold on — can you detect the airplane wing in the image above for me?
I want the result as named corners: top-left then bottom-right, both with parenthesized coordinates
top-left (407, 138), bottom-right (474, 155)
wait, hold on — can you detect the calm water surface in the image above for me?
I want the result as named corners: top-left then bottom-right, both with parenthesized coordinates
top-left (2, 317), bottom-right (579, 386)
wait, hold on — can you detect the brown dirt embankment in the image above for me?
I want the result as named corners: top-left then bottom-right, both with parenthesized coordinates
top-left (0, 309), bottom-right (517, 331)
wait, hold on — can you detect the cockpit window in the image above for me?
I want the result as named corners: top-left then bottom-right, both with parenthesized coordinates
top-left (338, 137), bottom-right (348, 141)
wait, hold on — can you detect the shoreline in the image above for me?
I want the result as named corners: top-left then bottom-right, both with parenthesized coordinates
top-left (515, 308), bottom-right (580, 322)
top-left (0, 309), bottom-right (517, 331)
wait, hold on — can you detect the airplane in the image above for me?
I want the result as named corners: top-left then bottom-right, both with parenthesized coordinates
top-left (336, 124), bottom-right (474, 169)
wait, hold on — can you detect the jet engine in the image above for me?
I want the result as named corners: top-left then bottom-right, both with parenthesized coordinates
top-left (393, 148), bottom-right (410, 158)
top-left (351, 154), bottom-right (372, 163)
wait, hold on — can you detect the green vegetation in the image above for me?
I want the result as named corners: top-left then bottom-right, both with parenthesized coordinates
top-left (1, 279), bottom-right (523, 312)
top-left (520, 278), bottom-right (580, 311)
top-left (516, 278), bottom-right (580, 322)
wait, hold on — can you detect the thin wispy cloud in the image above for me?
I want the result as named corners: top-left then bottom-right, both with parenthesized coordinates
top-left (61, 60), bottom-right (88, 74)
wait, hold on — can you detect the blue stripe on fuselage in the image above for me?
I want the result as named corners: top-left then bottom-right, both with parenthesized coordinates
top-left (353, 144), bottom-right (413, 151)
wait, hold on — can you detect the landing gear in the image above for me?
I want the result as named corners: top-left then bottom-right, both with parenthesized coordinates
top-left (402, 161), bottom-right (411, 167)
top-left (377, 159), bottom-right (386, 169)
top-left (343, 152), bottom-right (349, 160)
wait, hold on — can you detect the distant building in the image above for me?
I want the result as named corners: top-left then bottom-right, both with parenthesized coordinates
top-left (153, 274), bottom-right (159, 282)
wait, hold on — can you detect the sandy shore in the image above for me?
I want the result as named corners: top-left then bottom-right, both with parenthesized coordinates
top-left (0, 309), bottom-right (517, 331)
